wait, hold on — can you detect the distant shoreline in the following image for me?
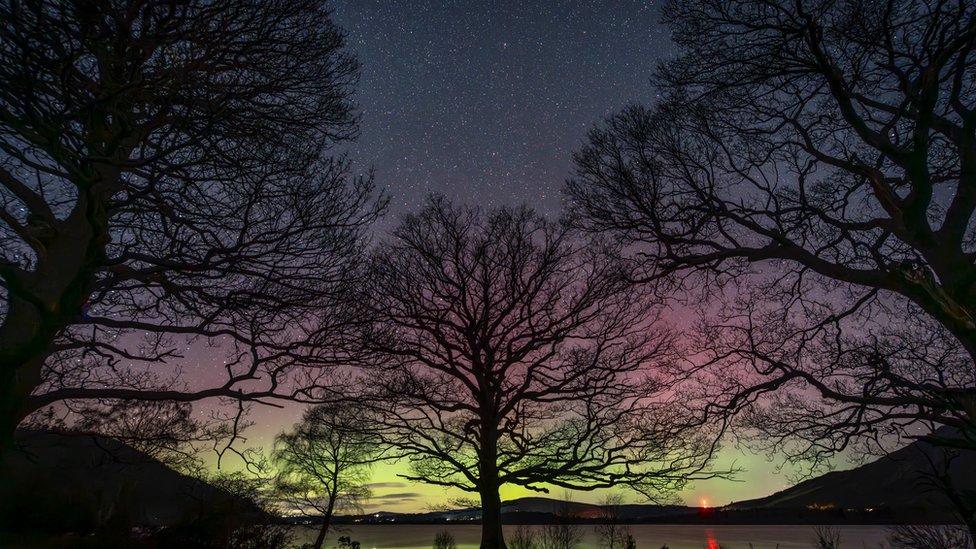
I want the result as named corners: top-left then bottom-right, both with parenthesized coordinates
top-left (305, 508), bottom-right (964, 527)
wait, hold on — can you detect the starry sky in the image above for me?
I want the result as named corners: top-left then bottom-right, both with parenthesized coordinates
top-left (232, 0), bottom-right (807, 513)
top-left (332, 0), bottom-right (671, 217)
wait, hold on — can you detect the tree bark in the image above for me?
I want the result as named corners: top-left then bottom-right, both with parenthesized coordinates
top-left (477, 390), bottom-right (506, 549)
top-left (0, 368), bottom-right (21, 460)
top-left (479, 483), bottom-right (505, 549)
top-left (312, 517), bottom-right (330, 549)
top-left (0, 304), bottom-right (68, 458)
top-left (0, 293), bottom-right (42, 453)
top-left (478, 431), bottom-right (506, 549)
top-left (0, 173), bottom-right (115, 457)
top-left (312, 488), bottom-right (338, 549)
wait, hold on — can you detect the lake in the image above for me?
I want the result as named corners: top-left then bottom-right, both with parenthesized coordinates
top-left (296, 524), bottom-right (893, 548)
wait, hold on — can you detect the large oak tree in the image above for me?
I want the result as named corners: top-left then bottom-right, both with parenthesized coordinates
top-left (361, 197), bottom-right (718, 549)
top-left (0, 0), bottom-right (382, 453)
top-left (567, 0), bottom-right (976, 531)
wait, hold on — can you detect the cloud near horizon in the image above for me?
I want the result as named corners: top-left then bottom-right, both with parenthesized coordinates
top-left (372, 492), bottom-right (422, 500)
top-left (366, 482), bottom-right (408, 489)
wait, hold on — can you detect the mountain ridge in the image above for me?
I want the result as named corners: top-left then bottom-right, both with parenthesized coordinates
top-left (726, 433), bottom-right (975, 517)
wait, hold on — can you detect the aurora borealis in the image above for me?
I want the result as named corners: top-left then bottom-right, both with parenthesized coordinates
top-left (208, 0), bottom-right (816, 513)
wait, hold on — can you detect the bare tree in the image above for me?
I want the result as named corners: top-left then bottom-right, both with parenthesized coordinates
top-left (594, 493), bottom-right (633, 549)
top-left (567, 0), bottom-right (976, 532)
top-left (360, 197), bottom-right (720, 549)
top-left (273, 402), bottom-right (379, 549)
top-left (509, 526), bottom-right (539, 549)
top-left (539, 523), bottom-right (582, 549)
top-left (0, 0), bottom-right (384, 454)
top-left (539, 494), bottom-right (584, 549)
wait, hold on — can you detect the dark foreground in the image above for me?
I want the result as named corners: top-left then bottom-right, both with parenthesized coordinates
top-left (298, 524), bottom-right (892, 549)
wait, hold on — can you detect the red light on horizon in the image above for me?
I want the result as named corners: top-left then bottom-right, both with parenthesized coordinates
top-left (705, 528), bottom-right (719, 549)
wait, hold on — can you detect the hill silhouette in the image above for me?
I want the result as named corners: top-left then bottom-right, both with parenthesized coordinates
top-left (0, 430), bottom-right (264, 535)
top-left (727, 434), bottom-right (976, 522)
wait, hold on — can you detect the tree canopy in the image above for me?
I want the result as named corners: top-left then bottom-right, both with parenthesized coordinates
top-left (361, 196), bottom-right (719, 549)
top-left (0, 0), bottom-right (384, 451)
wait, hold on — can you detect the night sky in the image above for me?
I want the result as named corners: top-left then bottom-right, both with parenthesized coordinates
top-left (234, 0), bottom-right (801, 512)
top-left (333, 0), bottom-right (670, 217)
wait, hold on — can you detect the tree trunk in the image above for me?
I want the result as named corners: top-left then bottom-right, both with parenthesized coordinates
top-left (478, 436), bottom-right (505, 549)
top-left (0, 178), bottom-right (115, 457)
top-left (0, 310), bottom-right (67, 458)
top-left (0, 350), bottom-right (46, 460)
top-left (311, 517), bottom-right (330, 549)
top-left (312, 490), bottom-right (338, 549)
top-left (479, 483), bottom-right (505, 549)
top-left (0, 294), bottom-right (43, 457)
top-left (0, 369), bottom-right (21, 461)
top-left (477, 394), bottom-right (505, 549)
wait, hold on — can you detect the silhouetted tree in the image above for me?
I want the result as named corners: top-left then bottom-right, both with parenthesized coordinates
top-left (0, 0), bottom-right (384, 454)
top-left (273, 403), bottom-right (380, 549)
top-left (539, 495), bottom-right (584, 549)
top-left (567, 0), bottom-right (976, 532)
top-left (509, 526), bottom-right (538, 549)
top-left (361, 197), bottom-right (720, 549)
top-left (594, 493), bottom-right (632, 549)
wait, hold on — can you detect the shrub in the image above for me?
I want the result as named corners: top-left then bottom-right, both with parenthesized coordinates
top-left (227, 523), bottom-right (293, 549)
top-left (336, 536), bottom-right (362, 549)
top-left (539, 523), bottom-right (584, 549)
top-left (812, 526), bottom-right (841, 549)
top-left (510, 526), bottom-right (538, 549)
top-left (888, 525), bottom-right (972, 549)
top-left (433, 530), bottom-right (457, 549)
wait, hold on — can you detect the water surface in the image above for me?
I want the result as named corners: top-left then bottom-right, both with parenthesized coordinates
top-left (297, 524), bottom-right (892, 548)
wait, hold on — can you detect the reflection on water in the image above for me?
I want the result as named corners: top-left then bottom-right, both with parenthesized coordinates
top-left (294, 524), bottom-right (892, 549)
top-left (704, 527), bottom-right (720, 549)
